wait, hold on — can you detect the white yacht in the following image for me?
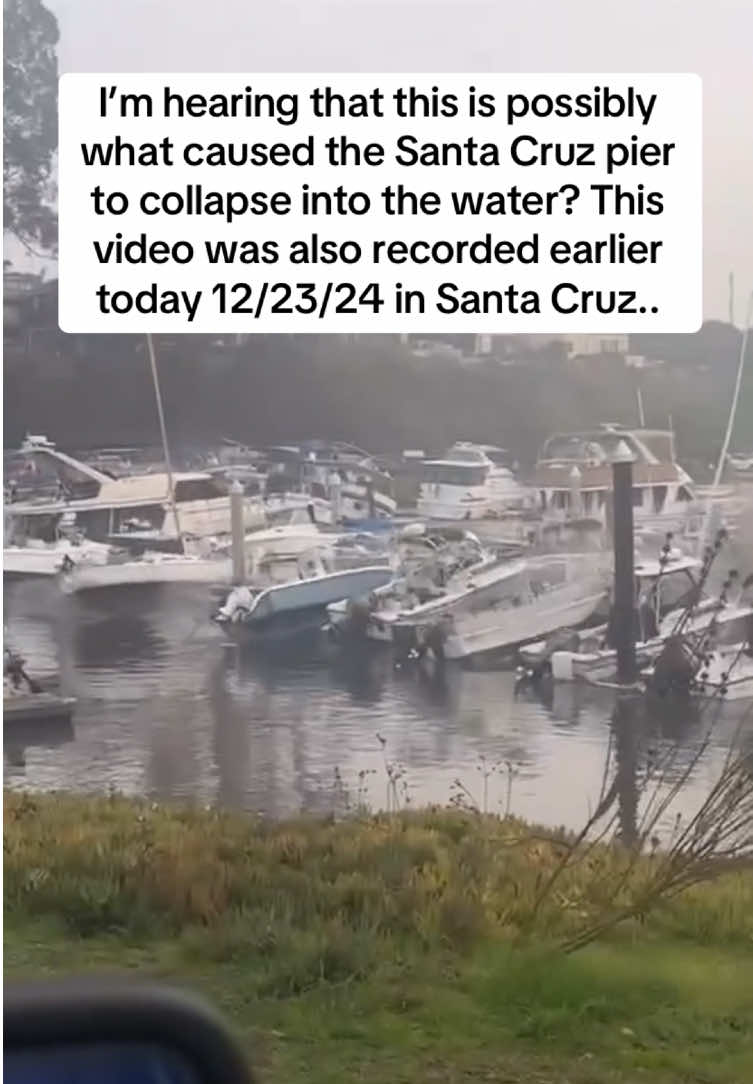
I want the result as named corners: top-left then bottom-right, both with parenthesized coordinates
top-left (531, 425), bottom-right (700, 532)
top-left (417, 443), bottom-right (525, 521)
top-left (263, 442), bottom-right (397, 524)
top-left (4, 435), bottom-right (265, 553)
top-left (57, 500), bottom-right (337, 593)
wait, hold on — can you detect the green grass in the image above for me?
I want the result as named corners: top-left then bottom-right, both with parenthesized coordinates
top-left (5, 791), bottom-right (753, 1083)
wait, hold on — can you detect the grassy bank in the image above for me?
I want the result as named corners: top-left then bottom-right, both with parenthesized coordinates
top-left (5, 791), bottom-right (753, 1083)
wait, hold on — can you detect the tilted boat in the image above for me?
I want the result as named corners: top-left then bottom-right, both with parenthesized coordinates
top-left (644, 641), bottom-right (753, 701)
top-left (519, 550), bottom-right (706, 679)
top-left (541, 556), bottom-right (753, 685)
top-left (404, 553), bottom-right (610, 662)
top-left (325, 523), bottom-right (514, 643)
top-left (213, 564), bottom-right (393, 639)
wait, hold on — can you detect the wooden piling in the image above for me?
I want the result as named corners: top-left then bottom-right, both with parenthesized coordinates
top-left (611, 441), bottom-right (637, 684)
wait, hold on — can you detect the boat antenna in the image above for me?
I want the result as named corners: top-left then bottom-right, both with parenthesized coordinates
top-left (698, 288), bottom-right (753, 551)
top-left (636, 385), bottom-right (646, 427)
top-left (146, 333), bottom-right (184, 550)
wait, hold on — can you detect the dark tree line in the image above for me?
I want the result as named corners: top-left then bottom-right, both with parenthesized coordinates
top-left (5, 328), bottom-right (753, 475)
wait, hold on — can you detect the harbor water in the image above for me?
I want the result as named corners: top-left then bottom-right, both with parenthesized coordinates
top-left (5, 576), bottom-right (751, 834)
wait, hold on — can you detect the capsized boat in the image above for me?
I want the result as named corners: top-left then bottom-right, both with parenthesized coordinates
top-left (213, 564), bottom-right (393, 639)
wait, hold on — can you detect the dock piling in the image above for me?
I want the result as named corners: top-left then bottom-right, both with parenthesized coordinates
top-left (611, 441), bottom-right (638, 685)
top-left (230, 480), bottom-right (245, 584)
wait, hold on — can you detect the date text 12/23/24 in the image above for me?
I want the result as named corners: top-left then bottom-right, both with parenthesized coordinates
top-left (93, 280), bottom-right (657, 322)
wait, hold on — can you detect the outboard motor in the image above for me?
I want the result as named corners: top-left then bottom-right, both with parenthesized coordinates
top-left (648, 635), bottom-right (697, 696)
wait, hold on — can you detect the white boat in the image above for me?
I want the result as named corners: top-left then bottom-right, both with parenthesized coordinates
top-left (325, 523), bottom-right (503, 642)
top-left (59, 550), bottom-right (234, 593)
top-left (420, 554), bottom-right (609, 661)
top-left (643, 642), bottom-right (753, 702)
top-left (726, 452), bottom-right (753, 475)
top-left (5, 435), bottom-right (265, 549)
top-left (544, 560), bottom-right (753, 685)
top-left (417, 443), bottom-right (526, 521)
top-left (243, 501), bottom-right (335, 570)
top-left (264, 442), bottom-right (397, 523)
top-left (520, 551), bottom-right (705, 676)
top-left (3, 536), bottom-right (114, 578)
top-left (531, 424), bottom-right (708, 533)
top-left (57, 501), bottom-right (387, 594)
top-left (447, 442), bottom-right (525, 507)
top-left (214, 564), bottom-right (393, 638)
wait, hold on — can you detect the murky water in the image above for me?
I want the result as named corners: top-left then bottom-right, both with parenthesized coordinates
top-left (6, 575), bottom-right (753, 834)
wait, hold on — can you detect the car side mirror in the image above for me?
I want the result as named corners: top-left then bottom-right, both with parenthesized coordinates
top-left (4, 978), bottom-right (254, 1084)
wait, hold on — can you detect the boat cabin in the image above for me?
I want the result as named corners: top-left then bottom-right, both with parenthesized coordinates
top-left (532, 424), bottom-right (696, 525)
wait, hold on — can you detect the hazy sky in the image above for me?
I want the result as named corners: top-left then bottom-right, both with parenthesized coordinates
top-left (42, 0), bottom-right (753, 322)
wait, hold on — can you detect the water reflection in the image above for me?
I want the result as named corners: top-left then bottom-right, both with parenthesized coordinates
top-left (4, 578), bottom-right (752, 832)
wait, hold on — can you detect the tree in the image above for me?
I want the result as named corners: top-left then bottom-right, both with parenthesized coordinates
top-left (3, 0), bottom-right (59, 251)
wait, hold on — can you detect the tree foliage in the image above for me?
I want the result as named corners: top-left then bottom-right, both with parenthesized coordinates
top-left (3, 0), bottom-right (59, 250)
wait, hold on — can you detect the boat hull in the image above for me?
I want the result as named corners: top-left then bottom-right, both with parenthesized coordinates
top-left (439, 583), bottom-right (607, 661)
top-left (217, 566), bottom-right (393, 639)
top-left (4, 543), bottom-right (113, 578)
top-left (416, 496), bottom-right (493, 521)
top-left (60, 556), bottom-right (233, 593)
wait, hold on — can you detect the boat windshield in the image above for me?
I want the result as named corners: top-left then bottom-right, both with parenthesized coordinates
top-left (265, 507), bottom-right (311, 527)
top-left (173, 478), bottom-right (227, 501)
top-left (447, 447), bottom-right (487, 465)
top-left (423, 463), bottom-right (487, 486)
top-left (484, 448), bottom-right (513, 468)
top-left (540, 433), bottom-right (635, 464)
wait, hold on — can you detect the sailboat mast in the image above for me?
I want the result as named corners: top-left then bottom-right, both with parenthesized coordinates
top-left (696, 289), bottom-right (753, 555)
top-left (636, 386), bottom-right (646, 427)
top-left (146, 333), bottom-right (183, 548)
top-left (711, 289), bottom-right (753, 492)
